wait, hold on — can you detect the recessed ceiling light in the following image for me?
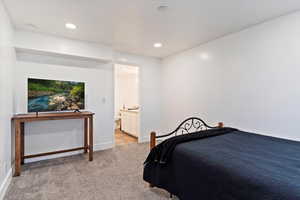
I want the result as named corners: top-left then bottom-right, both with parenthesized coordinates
top-left (65, 23), bottom-right (77, 30)
top-left (200, 53), bottom-right (210, 60)
top-left (154, 43), bottom-right (162, 48)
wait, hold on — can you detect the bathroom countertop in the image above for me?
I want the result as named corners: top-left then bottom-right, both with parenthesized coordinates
top-left (120, 109), bottom-right (139, 113)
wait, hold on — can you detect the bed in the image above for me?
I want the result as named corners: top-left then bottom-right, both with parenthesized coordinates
top-left (143, 117), bottom-right (300, 200)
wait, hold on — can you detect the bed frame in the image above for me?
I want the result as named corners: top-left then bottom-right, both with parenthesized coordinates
top-left (150, 117), bottom-right (224, 150)
top-left (148, 117), bottom-right (223, 197)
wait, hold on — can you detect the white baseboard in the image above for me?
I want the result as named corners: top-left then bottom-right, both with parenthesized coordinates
top-left (94, 141), bottom-right (113, 151)
top-left (0, 168), bottom-right (12, 200)
top-left (139, 136), bottom-right (150, 143)
top-left (25, 141), bottom-right (114, 163)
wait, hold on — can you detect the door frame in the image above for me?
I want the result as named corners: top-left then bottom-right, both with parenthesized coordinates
top-left (113, 62), bottom-right (141, 147)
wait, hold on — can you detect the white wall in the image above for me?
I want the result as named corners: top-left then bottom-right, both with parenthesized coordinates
top-left (12, 31), bottom-right (162, 162)
top-left (13, 31), bottom-right (116, 161)
top-left (0, 1), bottom-right (15, 199)
top-left (14, 61), bottom-right (114, 161)
top-left (161, 11), bottom-right (300, 141)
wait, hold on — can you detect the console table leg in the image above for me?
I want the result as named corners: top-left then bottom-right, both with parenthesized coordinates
top-left (15, 120), bottom-right (21, 176)
top-left (21, 122), bottom-right (25, 165)
top-left (89, 116), bottom-right (93, 161)
top-left (84, 118), bottom-right (88, 153)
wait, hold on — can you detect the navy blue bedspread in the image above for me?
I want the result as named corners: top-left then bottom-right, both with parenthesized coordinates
top-left (143, 130), bottom-right (300, 200)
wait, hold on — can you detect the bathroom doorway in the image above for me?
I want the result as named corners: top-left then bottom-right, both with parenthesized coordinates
top-left (114, 64), bottom-right (139, 146)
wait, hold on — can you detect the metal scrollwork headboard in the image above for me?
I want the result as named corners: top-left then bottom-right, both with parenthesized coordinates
top-left (156, 117), bottom-right (220, 139)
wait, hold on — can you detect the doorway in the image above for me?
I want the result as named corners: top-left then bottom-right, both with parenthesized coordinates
top-left (114, 64), bottom-right (139, 146)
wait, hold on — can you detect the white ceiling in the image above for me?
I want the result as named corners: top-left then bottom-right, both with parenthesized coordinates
top-left (4, 0), bottom-right (300, 58)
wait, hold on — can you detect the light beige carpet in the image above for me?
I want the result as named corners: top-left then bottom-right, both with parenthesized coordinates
top-left (5, 143), bottom-right (178, 200)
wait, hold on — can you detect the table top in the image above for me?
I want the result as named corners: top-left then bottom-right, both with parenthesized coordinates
top-left (12, 111), bottom-right (94, 120)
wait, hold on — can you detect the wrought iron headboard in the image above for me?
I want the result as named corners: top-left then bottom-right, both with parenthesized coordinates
top-left (156, 117), bottom-right (219, 139)
top-left (150, 117), bottom-right (223, 149)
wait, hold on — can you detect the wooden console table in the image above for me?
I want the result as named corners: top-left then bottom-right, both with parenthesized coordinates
top-left (12, 111), bottom-right (94, 176)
